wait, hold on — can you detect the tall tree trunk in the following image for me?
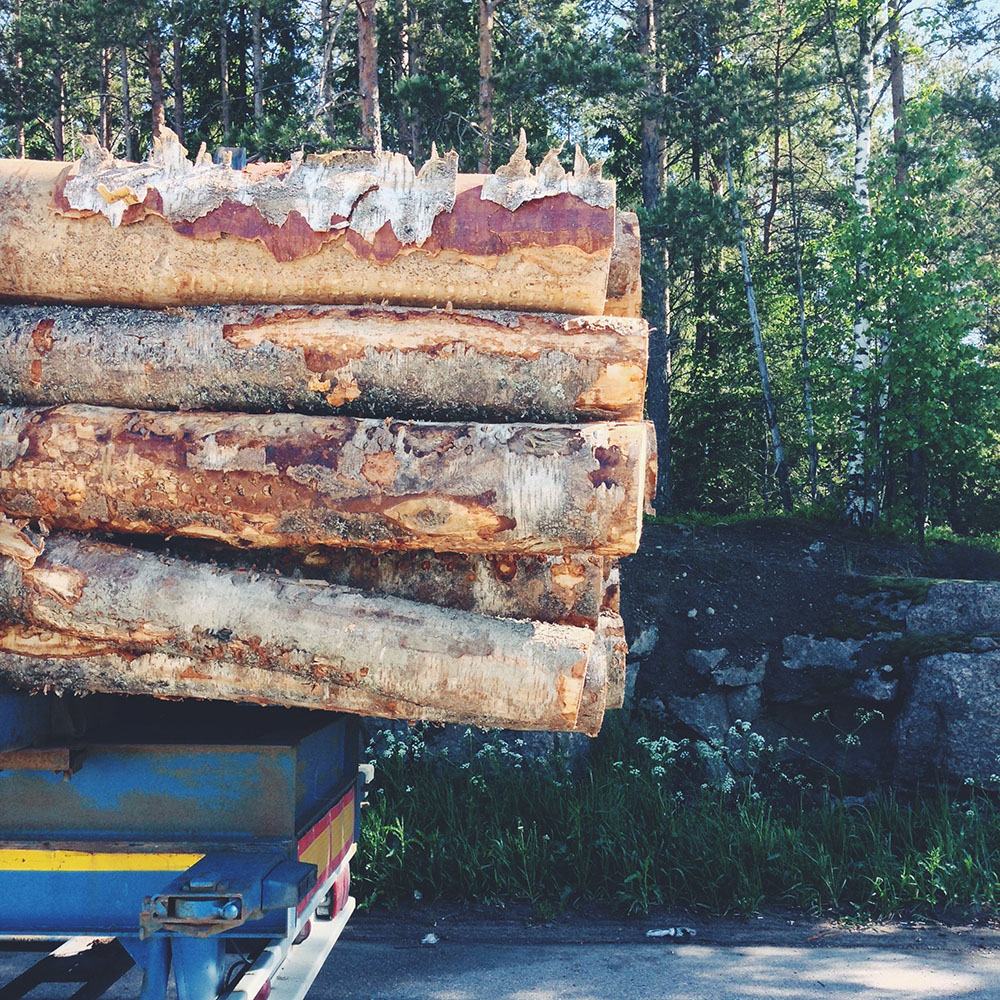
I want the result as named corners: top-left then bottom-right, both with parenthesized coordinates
top-left (725, 149), bottom-right (793, 512)
top-left (357, 0), bottom-right (382, 155)
top-left (477, 0), bottom-right (501, 172)
top-left (787, 125), bottom-right (817, 502)
top-left (395, 0), bottom-right (411, 154)
top-left (252, 1), bottom-right (264, 129)
top-left (762, 36), bottom-right (782, 256)
top-left (844, 11), bottom-right (875, 526)
top-left (99, 48), bottom-right (109, 149)
top-left (120, 45), bottom-right (134, 160)
top-left (407, 1), bottom-right (424, 160)
top-left (172, 31), bottom-right (185, 140)
top-left (13, 0), bottom-right (24, 158)
top-left (100, 48), bottom-right (113, 149)
top-left (147, 32), bottom-right (166, 138)
top-left (220, 0), bottom-right (230, 141)
top-left (637, 0), bottom-right (671, 511)
top-left (51, 0), bottom-right (65, 161)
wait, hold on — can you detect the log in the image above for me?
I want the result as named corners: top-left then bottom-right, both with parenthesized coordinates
top-left (0, 133), bottom-right (616, 315)
top-left (255, 547), bottom-right (608, 628)
top-left (605, 210), bottom-right (642, 319)
top-left (573, 625), bottom-right (607, 737)
top-left (0, 525), bottom-right (599, 730)
top-left (601, 612), bottom-right (627, 711)
top-left (0, 405), bottom-right (650, 556)
top-left (0, 303), bottom-right (648, 423)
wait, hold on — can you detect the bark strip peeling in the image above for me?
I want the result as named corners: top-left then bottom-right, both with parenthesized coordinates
top-left (0, 135), bottom-right (615, 313)
top-left (0, 405), bottom-right (650, 556)
top-left (0, 528), bottom-right (596, 730)
top-left (0, 303), bottom-right (648, 422)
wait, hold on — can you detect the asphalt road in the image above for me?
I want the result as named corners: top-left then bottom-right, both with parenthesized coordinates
top-left (0, 913), bottom-right (997, 1000)
top-left (320, 912), bottom-right (1000, 1000)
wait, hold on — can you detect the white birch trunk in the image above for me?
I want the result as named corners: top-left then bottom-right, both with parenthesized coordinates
top-left (844, 12), bottom-right (876, 526)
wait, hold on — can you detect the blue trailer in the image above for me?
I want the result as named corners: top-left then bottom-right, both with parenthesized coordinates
top-left (0, 689), bottom-right (368, 1000)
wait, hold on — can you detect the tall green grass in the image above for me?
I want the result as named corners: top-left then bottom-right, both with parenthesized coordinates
top-left (355, 721), bottom-right (1000, 920)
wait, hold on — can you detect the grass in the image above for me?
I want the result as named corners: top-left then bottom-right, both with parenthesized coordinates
top-left (355, 719), bottom-right (1000, 922)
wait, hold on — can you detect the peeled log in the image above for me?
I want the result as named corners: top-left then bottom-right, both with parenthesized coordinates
top-left (0, 528), bottom-right (598, 730)
top-left (0, 303), bottom-right (647, 422)
top-left (0, 143), bottom-right (615, 314)
top-left (0, 405), bottom-right (650, 556)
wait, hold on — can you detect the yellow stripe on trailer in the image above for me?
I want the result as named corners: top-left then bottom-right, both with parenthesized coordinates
top-left (0, 849), bottom-right (204, 872)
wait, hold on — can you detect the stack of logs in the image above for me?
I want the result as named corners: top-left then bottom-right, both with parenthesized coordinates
top-left (0, 129), bottom-right (652, 736)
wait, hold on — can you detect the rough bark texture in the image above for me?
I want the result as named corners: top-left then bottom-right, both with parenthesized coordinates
top-left (147, 33), bottom-right (166, 136)
top-left (600, 611), bottom-right (627, 711)
top-left (219, 2), bottom-right (230, 141)
top-left (574, 618), bottom-right (608, 736)
top-left (844, 12), bottom-right (876, 526)
top-left (0, 152), bottom-right (614, 314)
top-left (477, 0), bottom-right (501, 172)
top-left (357, 0), bottom-right (382, 155)
top-left (605, 210), bottom-right (642, 319)
top-left (0, 528), bottom-right (596, 730)
top-left (0, 304), bottom-right (646, 423)
top-left (0, 405), bottom-right (650, 556)
top-left (252, 2), bottom-right (263, 129)
top-left (120, 46), bottom-right (133, 161)
top-left (258, 547), bottom-right (609, 628)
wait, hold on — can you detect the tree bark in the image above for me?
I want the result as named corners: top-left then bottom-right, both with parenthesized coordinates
top-left (0, 304), bottom-right (648, 423)
top-left (220, 0), bottom-right (230, 141)
top-left (761, 32), bottom-right (782, 257)
top-left (844, 11), bottom-right (875, 526)
top-left (637, 0), bottom-right (671, 511)
top-left (13, 0), bottom-right (24, 158)
top-left (395, 0), bottom-right (411, 155)
top-left (0, 156), bottom-right (616, 314)
top-left (357, 0), bottom-right (382, 155)
top-left (477, 0), bottom-right (501, 172)
top-left (147, 33), bottom-right (166, 138)
top-left (598, 611), bottom-right (627, 711)
top-left (725, 149), bottom-right (793, 512)
top-left (252, 1), bottom-right (264, 129)
top-left (172, 31), bottom-right (185, 141)
top-left (258, 547), bottom-right (610, 627)
top-left (406, 0), bottom-right (424, 160)
top-left (119, 46), bottom-right (134, 161)
top-left (98, 49), bottom-right (111, 153)
top-left (0, 405), bottom-right (651, 556)
top-left (52, 53), bottom-right (65, 160)
top-left (0, 527), bottom-right (597, 731)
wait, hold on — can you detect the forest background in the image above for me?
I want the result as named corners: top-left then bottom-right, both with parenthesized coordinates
top-left (2, 0), bottom-right (1000, 538)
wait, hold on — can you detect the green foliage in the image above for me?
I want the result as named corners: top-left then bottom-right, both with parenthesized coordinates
top-left (357, 721), bottom-right (1000, 919)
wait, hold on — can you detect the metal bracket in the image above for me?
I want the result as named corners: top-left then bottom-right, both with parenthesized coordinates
top-left (141, 852), bottom-right (316, 939)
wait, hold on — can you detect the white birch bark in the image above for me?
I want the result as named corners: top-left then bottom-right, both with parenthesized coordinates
top-left (844, 10), bottom-right (876, 526)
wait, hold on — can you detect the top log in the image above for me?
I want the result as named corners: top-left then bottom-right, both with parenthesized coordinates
top-left (0, 131), bottom-right (617, 315)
